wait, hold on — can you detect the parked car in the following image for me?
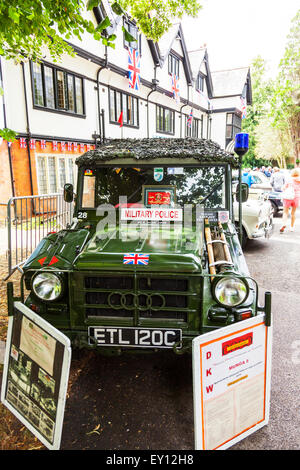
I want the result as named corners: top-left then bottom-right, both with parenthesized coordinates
top-left (234, 170), bottom-right (285, 215)
top-left (233, 191), bottom-right (274, 248)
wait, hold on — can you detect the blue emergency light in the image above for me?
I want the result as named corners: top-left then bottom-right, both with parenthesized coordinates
top-left (234, 133), bottom-right (249, 157)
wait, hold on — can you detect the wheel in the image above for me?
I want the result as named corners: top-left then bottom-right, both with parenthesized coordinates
top-left (270, 200), bottom-right (278, 216)
top-left (241, 227), bottom-right (248, 249)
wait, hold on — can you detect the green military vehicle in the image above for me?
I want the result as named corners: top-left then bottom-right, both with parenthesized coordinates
top-left (9, 137), bottom-right (271, 353)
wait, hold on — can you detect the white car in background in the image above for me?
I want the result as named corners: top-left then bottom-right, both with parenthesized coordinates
top-left (233, 188), bottom-right (274, 248)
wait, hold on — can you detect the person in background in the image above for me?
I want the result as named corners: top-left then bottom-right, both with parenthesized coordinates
top-left (242, 168), bottom-right (255, 187)
top-left (270, 167), bottom-right (285, 192)
top-left (280, 168), bottom-right (300, 233)
top-left (260, 166), bottom-right (266, 174)
top-left (264, 166), bottom-right (273, 177)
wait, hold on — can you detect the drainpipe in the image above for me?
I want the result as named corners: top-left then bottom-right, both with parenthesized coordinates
top-left (97, 45), bottom-right (108, 145)
top-left (147, 65), bottom-right (158, 138)
top-left (0, 57), bottom-right (15, 197)
top-left (180, 85), bottom-right (190, 138)
top-left (21, 62), bottom-right (34, 196)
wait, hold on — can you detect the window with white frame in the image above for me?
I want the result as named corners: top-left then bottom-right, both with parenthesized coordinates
top-left (168, 53), bottom-right (180, 77)
top-left (196, 73), bottom-right (205, 93)
top-left (156, 105), bottom-right (175, 134)
top-left (225, 113), bottom-right (241, 148)
top-left (109, 88), bottom-right (139, 127)
top-left (31, 62), bottom-right (84, 116)
top-left (123, 18), bottom-right (141, 52)
top-left (36, 154), bottom-right (77, 195)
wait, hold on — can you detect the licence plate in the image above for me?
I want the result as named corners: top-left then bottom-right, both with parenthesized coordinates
top-left (88, 326), bottom-right (182, 349)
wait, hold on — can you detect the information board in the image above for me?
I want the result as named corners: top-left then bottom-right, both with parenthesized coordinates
top-left (1, 302), bottom-right (71, 450)
top-left (192, 314), bottom-right (272, 450)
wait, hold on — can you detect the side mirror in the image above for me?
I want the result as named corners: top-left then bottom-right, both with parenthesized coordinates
top-left (236, 183), bottom-right (249, 203)
top-left (64, 183), bottom-right (74, 203)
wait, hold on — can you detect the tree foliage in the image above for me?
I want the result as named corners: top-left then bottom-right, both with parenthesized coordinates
top-left (255, 118), bottom-right (293, 168)
top-left (117, 0), bottom-right (201, 42)
top-left (269, 10), bottom-right (300, 164)
top-left (241, 56), bottom-right (274, 168)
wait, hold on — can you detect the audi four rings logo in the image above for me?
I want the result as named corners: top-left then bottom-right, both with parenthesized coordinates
top-left (108, 292), bottom-right (166, 310)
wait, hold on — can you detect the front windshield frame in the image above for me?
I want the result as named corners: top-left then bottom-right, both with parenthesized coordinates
top-left (77, 163), bottom-right (232, 216)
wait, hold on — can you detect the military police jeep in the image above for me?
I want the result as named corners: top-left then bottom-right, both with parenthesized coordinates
top-left (12, 138), bottom-right (271, 353)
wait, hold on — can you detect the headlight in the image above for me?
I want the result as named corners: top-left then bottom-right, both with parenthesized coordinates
top-left (32, 272), bottom-right (63, 301)
top-left (213, 276), bottom-right (248, 307)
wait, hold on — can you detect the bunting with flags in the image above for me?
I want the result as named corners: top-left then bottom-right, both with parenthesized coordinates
top-left (14, 137), bottom-right (94, 153)
top-left (171, 73), bottom-right (180, 103)
top-left (29, 139), bottom-right (36, 149)
top-left (128, 47), bottom-right (141, 91)
top-left (19, 138), bottom-right (27, 149)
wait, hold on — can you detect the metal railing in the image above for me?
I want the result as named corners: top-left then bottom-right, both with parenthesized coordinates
top-left (5, 193), bottom-right (74, 278)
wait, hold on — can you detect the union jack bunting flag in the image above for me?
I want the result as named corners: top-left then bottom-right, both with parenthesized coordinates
top-left (187, 109), bottom-right (193, 128)
top-left (73, 142), bottom-right (78, 152)
top-left (123, 253), bottom-right (149, 266)
top-left (86, 144), bottom-right (90, 151)
top-left (61, 141), bottom-right (66, 151)
top-left (29, 139), bottom-right (36, 149)
top-left (171, 73), bottom-right (180, 103)
top-left (240, 97), bottom-right (247, 119)
top-left (41, 140), bottom-right (46, 149)
top-left (80, 143), bottom-right (85, 153)
top-left (128, 47), bottom-right (141, 91)
top-left (52, 141), bottom-right (58, 151)
top-left (19, 138), bottom-right (27, 149)
top-left (67, 141), bottom-right (73, 151)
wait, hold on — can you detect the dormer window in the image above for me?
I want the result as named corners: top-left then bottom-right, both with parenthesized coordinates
top-left (196, 73), bottom-right (205, 92)
top-left (168, 53), bottom-right (180, 78)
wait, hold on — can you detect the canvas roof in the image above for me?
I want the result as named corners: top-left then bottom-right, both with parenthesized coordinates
top-left (76, 138), bottom-right (237, 166)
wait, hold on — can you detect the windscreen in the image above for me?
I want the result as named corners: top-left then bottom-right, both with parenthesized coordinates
top-left (81, 166), bottom-right (226, 211)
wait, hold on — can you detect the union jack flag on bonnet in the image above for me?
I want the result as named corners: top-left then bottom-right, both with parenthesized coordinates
top-left (123, 253), bottom-right (149, 266)
top-left (128, 47), bottom-right (141, 91)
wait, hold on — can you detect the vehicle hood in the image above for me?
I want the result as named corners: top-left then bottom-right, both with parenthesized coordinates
top-left (74, 225), bottom-right (203, 273)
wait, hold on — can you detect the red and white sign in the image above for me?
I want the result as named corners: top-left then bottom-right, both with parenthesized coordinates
top-left (121, 207), bottom-right (183, 222)
top-left (192, 314), bottom-right (272, 450)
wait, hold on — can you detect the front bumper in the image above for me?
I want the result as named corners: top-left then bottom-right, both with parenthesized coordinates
top-left (251, 218), bottom-right (274, 239)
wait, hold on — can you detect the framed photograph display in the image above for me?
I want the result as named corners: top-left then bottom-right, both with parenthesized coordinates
top-left (1, 302), bottom-right (71, 450)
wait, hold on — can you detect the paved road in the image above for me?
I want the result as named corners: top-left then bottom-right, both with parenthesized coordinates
top-left (60, 215), bottom-right (300, 451)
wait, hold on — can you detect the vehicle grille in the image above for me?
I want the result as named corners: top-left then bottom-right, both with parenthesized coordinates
top-left (83, 274), bottom-right (194, 322)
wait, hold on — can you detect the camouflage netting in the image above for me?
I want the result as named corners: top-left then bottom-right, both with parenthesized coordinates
top-left (76, 138), bottom-right (238, 167)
